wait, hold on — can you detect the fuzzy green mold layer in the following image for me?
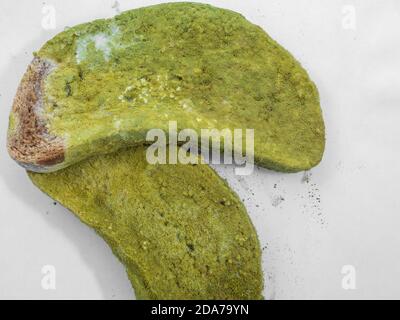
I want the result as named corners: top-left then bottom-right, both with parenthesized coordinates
top-left (36, 2), bottom-right (324, 172)
top-left (28, 147), bottom-right (263, 299)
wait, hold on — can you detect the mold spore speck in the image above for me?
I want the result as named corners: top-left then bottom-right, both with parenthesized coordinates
top-left (301, 171), bottom-right (311, 183)
top-left (271, 195), bottom-right (285, 207)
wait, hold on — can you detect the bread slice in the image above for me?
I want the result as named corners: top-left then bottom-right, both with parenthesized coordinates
top-left (28, 146), bottom-right (264, 299)
top-left (8, 2), bottom-right (325, 173)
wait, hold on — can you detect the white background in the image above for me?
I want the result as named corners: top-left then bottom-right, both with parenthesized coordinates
top-left (0, 0), bottom-right (399, 299)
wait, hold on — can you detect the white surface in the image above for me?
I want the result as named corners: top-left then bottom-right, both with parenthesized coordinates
top-left (1, 0), bottom-right (400, 299)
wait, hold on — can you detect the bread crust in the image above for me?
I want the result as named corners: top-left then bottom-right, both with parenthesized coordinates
top-left (7, 57), bottom-right (65, 172)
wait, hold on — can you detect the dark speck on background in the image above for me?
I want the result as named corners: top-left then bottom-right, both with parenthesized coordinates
top-left (301, 171), bottom-right (311, 184)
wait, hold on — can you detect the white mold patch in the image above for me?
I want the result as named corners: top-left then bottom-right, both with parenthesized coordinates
top-left (75, 25), bottom-right (121, 64)
top-left (114, 119), bottom-right (121, 129)
top-left (180, 99), bottom-right (194, 112)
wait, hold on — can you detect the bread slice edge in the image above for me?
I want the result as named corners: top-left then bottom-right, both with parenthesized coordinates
top-left (7, 57), bottom-right (65, 173)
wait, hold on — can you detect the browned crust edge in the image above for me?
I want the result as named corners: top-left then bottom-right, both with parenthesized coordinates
top-left (7, 57), bottom-right (65, 172)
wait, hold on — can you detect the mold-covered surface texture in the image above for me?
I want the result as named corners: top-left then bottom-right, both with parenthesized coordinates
top-left (28, 146), bottom-right (263, 300)
top-left (8, 2), bottom-right (325, 173)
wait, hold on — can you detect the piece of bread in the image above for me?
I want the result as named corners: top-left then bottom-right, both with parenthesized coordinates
top-left (8, 2), bottom-right (325, 173)
top-left (28, 146), bottom-right (264, 299)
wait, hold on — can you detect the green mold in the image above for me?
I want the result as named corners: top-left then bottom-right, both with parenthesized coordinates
top-left (28, 146), bottom-right (263, 299)
top-left (28, 2), bottom-right (324, 172)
